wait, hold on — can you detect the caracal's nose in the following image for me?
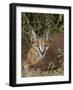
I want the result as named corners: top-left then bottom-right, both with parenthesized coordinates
top-left (39, 46), bottom-right (45, 56)
top-left (41, 51), bottom-right (44, 56)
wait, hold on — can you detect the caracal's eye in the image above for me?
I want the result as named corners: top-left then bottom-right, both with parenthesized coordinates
top-left (45, 44), bottom-right (49, 50)
top-left (35, 44), bottom-right (39, 48)
top-left (45, 44), bottom-right (49, 47)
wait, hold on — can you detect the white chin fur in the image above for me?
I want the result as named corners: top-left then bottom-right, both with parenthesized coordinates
top-left (39, 52), bottom-right (45, 58)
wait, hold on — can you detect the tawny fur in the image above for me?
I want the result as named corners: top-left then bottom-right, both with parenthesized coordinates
top-left (24, 32), bottom-right (63, 71)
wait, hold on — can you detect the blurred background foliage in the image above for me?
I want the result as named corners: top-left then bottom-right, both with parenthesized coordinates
top-left (21, 13), bottom-right (64, 74)
top-left (22, 13), bottom-right (64, 36)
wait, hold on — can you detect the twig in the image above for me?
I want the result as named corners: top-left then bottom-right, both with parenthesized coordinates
top-left (59, 25), bottom-right (64, 31)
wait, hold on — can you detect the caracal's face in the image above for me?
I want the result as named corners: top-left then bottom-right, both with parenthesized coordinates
top-left (32, 38), bottom-right (50, 58)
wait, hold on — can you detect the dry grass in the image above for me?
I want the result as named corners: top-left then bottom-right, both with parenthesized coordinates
top-left (21, 48), bottom-right (64, 77)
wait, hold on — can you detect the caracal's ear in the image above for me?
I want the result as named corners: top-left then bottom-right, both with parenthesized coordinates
top-left (45, 31), bottom-right (51, 41)
top-left (31, 30), bottom-right (37, 43)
